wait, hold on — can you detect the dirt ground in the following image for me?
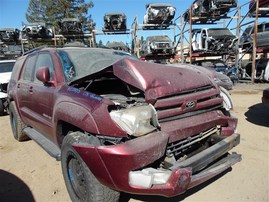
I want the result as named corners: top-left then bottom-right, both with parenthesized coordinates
top-left (0, 83), bottom-right (269, 202)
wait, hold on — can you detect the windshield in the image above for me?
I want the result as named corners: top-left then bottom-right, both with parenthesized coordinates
top-left (58, 48), bottom-right (137, 82)
top-left (208, 29), bottom-right (234, 37)
top-left (0, 62), bottom-right (15, 73)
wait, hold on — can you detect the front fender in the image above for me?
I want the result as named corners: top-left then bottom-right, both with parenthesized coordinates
top-left (54, 101), bottom-right (99, 135)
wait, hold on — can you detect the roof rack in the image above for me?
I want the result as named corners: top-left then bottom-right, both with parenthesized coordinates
top-left (22, 45), bottom-right (48, 56)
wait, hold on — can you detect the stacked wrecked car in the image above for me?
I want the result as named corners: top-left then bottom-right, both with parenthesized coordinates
top-left (183, 0), bottom-right (237, 23)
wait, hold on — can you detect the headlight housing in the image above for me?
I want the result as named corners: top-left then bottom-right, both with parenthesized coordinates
top-left (110, 104), bottom-right (160, 137)
top-left (219, 86), bottom-right (233, 111)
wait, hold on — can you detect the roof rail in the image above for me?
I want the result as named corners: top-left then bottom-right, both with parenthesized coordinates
top-left (22, 45), bottom-right (48, 56)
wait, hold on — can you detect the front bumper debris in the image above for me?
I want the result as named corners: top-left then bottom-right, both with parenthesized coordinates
top-left (73, 132), bottom-right (241, 197)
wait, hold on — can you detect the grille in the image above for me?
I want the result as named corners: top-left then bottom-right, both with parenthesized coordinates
top-left (157, 43), bottom-right (169, 48)
top-left (155, 85), bottom-right (222, 122)
top-left (166, 126), bottom-right (219, 159)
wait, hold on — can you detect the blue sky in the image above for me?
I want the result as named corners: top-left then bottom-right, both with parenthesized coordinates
top-left (0, 0), bottom-right (264, 45)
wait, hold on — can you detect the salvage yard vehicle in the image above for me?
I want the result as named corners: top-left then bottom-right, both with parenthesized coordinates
top-left (8, 47), bottom-right (241, 201)
top-left (103, 12), bottom-right (127, 31)
top-left (58, 18), bottom-right (82, 34)
top-left (245, 58), bottom-right (269, 81)
top-left (240, 21), bottom-right (269, 50)
top-left (0, 60), bottom-right (15, 115)
top-left (191, 60), bottom-right (234, 90)
top-left (0, 28), bottom-right (20, 43)
top-left (183, 0), bottom-right (237, 23)
top-left (140, 35), bottom-right (175, 56)
top-left (21, 22), bottom-right (54, 39)
top-left (192, 59), bottom-right (229, 73)
top-left (143, 3), bottom-right (176, 29)
top-left (249, 0), bottom-right (269, 17)
top-left (0, 44), bottom-right (22, 59)
top-left (192, 28), bottom-right (238, 54)
top-left (106, 41), bottom-right (130, 52)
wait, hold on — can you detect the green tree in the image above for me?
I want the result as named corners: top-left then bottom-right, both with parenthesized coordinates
top-left (26, 0), bottom-right (94, 32)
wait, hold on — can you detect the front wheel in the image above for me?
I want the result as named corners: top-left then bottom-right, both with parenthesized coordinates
top-left (61, 132), bottom-right (120, 202)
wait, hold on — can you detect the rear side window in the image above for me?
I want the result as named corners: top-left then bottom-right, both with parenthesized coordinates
top-left (10, 58), bottom-right (24, 81)
top-left (22, 55), bottom-right (36, 81)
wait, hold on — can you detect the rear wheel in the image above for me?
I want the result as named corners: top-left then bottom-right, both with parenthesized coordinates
top-left (61, 132), bottom-right (120, 202)
top-left (9, 101), bottom-right (29, 141)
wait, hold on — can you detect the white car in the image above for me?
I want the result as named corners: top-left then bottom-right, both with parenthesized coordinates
top-left (0, 60), bottom-right (15, 115)
top-left (192, 28), bottom-right (238, 54)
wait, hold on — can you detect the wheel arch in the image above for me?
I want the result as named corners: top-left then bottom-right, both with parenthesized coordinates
top-left (53, 101), bottom-right (99, 146)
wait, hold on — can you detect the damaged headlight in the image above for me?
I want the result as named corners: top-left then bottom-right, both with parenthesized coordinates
top-left (110, 104), bottom-right (160, 137)
top-left (219, 86), bottom-right (233, 111)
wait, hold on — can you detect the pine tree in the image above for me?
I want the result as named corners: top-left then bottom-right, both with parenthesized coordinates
top-left (25, 0), bottom-right (94, 33)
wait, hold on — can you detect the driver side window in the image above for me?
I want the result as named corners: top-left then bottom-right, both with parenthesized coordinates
top-left (34, 53), bottom-right (54, 83)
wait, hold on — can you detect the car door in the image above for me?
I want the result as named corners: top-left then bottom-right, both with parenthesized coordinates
top-left (16, 54), bottom-right (37, 125)
top-left (28, 52), bottom-right (56, 140)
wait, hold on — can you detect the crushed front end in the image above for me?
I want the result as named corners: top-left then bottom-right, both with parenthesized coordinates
top-left (71, 59), bottom-right (241, 197)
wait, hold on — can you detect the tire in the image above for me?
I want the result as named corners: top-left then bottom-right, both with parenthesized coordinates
top-left (9, 101), bottom-right (29, 141)
top-left (61, 132), bottom-right (120, 202)
top-left (0, 100), bottom-right (4, 116)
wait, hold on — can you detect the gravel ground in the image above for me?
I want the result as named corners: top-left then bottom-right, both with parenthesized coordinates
top-left (0, 83), bottom-right (268, 202)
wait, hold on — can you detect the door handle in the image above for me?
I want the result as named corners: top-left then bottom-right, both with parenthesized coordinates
top-left (29, 86), bottom-right (33, 93)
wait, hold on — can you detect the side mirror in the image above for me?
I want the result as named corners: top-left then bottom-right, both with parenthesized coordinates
top-left (36, 66), bottom-right (52, 85)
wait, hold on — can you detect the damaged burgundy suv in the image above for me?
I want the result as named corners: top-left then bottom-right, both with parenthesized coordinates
top-left (7, 47), bottom-right (241, 201)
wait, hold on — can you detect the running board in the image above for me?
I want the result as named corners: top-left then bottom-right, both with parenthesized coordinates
top-left (23, 127), bottom-right (61, 161)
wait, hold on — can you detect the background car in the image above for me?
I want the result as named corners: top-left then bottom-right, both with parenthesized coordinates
top-left (143, 3), bottom-right (176, 29)
top-left (0, 59), bottom-right (15, 115)
top-left (192, 28), bottom-right (238, 54)
top-left (58, 18), bottom-right (82, 34)
top-left (244, 58), bottom-right (269, 81)
top-left (0, 28), bottom-right (20, 43)
top-left (192, 59), bottom-right (228, 73)
top-left (21, 22), bottom-right (54, 39)
top-left (240, 21), bottom-right (269, 50)
top-left (140, 35), bottom-right (174, 56)
top-left (103, 12), bottom-right (127, 31)
top-left (183, 0), bottom-right (237, 23)
top-left (0, 44), bottom-right (22, 59)
top-left (249, 0), bottom-right (269, 16)
top-left (192, 59), bottom-right (239, 84)
top-left (188, 62), bottom-right (233, 90)
top-left (106, 41), bottom-right (130, 52)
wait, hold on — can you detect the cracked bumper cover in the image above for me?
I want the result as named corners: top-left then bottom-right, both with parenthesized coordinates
top-left (73, 132), bottom-right (241, 197)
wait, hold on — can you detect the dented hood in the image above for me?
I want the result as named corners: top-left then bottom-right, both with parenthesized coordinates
top-left (112, 58), bottom-right (215, 102)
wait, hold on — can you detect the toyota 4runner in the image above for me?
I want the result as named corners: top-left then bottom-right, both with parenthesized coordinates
top-left (8, 47), bottom-right (241, 201)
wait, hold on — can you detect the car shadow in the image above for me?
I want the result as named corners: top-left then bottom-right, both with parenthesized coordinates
top-left (0, 169), bottom-right (35, 202)
top-left (245, 103), bottom-right (269, 127)
top-left (120, 168), bottom-right (231, 202)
